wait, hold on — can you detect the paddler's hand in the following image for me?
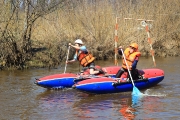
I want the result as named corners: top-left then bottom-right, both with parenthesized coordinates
top-left (118, 46), bottom-right (122, 49)
top-left (66, 61), bottom-right (69, 64)
top-left (69, 43), bottom-right (72, 46)
top-left (118, 46), bottom-right (123, 56)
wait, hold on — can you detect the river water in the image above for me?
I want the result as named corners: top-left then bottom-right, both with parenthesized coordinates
top-left (0, 57), bottom-right (180, 120)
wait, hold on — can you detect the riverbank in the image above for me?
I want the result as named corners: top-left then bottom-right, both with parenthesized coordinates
top-left (0, 0), bottom-right (179, 70)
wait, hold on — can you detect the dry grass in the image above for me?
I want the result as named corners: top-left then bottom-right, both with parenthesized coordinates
top-left (32, 0), bottom-right (179, 58)
top-left (0, 0), bottom-right (180, 69)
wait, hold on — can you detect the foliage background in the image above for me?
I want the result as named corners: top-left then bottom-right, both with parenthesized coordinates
top-left (0, 0), bottom-right (179, 69)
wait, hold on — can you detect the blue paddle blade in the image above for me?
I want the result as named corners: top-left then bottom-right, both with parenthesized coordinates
top-left (132, 86), bottom-right (143, 96)
top-left (132, 93), bottom-right (143, 108)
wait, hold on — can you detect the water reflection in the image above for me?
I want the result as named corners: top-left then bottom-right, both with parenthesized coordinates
top-left (119, 97), bottom-right (136, 120)
top-left (72, 93), bottom-right (137, 119)
top-left (73, 94), bottom-right (115, 119)
top-left (34, 89), bottom-right (90, 119)
top-left (71, 90), bottom-right (166, 120)
top-left (0, 57), bottom-right (180, 119)
top-left (131, 89), bottom-right (166, 119)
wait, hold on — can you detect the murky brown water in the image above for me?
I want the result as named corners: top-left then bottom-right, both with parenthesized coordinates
top-left (0, 57), bottom-right (180, 120)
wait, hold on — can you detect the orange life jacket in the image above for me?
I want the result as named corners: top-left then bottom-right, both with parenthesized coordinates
top-left (76, 50), bottom-right (95, 67)
top-left (122, 48), bottom-right (141, 70)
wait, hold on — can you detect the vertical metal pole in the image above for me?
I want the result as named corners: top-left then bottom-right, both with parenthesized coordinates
top-left (114, 17), bottom-right (118, 66)
top-left (145, 23), bottom-right (156, 67)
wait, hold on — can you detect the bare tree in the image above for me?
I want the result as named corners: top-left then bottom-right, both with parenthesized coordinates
top-left (0, 0), bottom-right (68, 69)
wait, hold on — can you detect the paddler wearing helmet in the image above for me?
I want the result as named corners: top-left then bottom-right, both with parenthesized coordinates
top-left (116, 43), bottom-right (141, 80)
top-left (66, 39), bottom-right (105, 75)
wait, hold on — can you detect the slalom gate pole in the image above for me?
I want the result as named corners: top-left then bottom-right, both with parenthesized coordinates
top-left (114, 17), bottom-right (119, 66)
top-left (144, 21), bottom-right (156, 67)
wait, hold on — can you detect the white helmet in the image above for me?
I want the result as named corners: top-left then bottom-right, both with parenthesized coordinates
top-left (75, 39), bottom-right (83, 44)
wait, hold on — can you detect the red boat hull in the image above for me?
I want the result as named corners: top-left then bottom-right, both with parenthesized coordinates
top-left (35, 66), bottom-right (120, 89)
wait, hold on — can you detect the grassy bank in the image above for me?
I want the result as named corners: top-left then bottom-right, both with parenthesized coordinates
top-left (0, 0), bottom-right (179, 69)
top-left (33, 0), bottom-right (179, 55)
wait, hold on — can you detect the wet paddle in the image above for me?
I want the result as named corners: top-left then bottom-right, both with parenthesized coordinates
top-left (120, 49), bottom-right (143, 96)
top-left (64, 46), bottom-right (70, 73)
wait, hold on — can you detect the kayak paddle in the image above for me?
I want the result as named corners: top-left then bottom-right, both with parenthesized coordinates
top-left (64, 46), bottom-right (70, 73)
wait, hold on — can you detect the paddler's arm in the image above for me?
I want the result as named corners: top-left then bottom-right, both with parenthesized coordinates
top-left (131, 56), bottom-right (139, 69)
top-left (69, 43), bottom-right (88, 53)
top-left (69, 43), bottom-right (81, 50)
top-left (66, 46), bottom-right (78, 64)
top-left (66, 59), bottom-right (76, 64)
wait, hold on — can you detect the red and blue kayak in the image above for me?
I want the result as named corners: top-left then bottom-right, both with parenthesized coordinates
top-left (34, 66), bottom-right (120, 89)
top-left (74, 69), bottom-right (164, 94)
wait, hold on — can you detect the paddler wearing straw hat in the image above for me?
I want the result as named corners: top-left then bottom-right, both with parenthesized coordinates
top-left (116, 43), bottom-right (141, 81)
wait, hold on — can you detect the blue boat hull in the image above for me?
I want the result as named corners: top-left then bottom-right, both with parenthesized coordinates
top-left (35, 66), bottom-right (120, 89)
top-left (35, 73), bottom-right (78, 89)
top-left (35, 77), bottom-right (76, 89)
top-left (74, 69), bottom-right (164, 94)
top-left (75, 76), bottom-right (164, 94)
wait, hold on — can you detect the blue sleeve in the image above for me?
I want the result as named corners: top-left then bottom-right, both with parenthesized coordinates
top-left (80, 46), bottom-right (88, 54)
top-left (73, 54), bottom-right (77, 60)
top-left (132, 60), bottom-right (138, 69)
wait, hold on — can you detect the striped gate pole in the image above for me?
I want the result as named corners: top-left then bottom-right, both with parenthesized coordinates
top-left (143, 21), bottom-right (156, 67)
top-left (114, 17), bottom-right (120, 66)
